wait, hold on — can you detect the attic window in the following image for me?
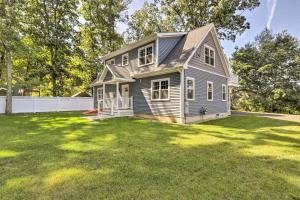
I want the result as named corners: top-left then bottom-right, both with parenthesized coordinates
top-left (107, 59), bottom-right (115, 65)
top-left (204, 45), bottom-right (215, 67)
top-left (138, 44), bottom-right (153, 66)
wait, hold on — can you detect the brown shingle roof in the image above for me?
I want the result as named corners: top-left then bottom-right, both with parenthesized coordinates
top-left (159, 24), bottom-right (213, 68)
top-left (107, 64), bottom-right (131, 79)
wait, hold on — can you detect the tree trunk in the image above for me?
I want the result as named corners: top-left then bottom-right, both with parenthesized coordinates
top-left (4, 47), bottom-right (12, 114)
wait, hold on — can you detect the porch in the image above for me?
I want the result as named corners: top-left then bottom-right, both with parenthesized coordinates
top-left (97, 81), bottom-right (134, 118)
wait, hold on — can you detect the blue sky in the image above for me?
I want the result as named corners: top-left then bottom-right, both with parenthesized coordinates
top-left (118, 0), bottom-right (300, 58)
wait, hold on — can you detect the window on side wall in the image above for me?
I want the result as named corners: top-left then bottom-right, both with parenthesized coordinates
top-left (138, 44), bottom-right (153, 66)
top-left (186, 77), bottom-right (195, 100)
top-left (151, 78), bottom-right (170, 100)
top-left (222, 84), bottom-right (227, 101)
top-left (207, 81), bottom-right (213, 101)
top-left (204, 45), bottom-right (215, 67)
top-left (122, 53), bottom-right (128, 66)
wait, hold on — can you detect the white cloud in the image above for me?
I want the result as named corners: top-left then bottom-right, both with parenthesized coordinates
top-left (267, 0), bottom-right (278, 29)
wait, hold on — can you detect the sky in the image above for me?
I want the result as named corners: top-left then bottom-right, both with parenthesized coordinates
top-left (117, 0), bottom-right (300, 58)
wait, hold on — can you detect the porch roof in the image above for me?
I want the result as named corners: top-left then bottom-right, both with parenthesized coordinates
top-left (90, 64), bottom-right (134, 87)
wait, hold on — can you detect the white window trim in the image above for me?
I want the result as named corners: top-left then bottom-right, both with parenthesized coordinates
top-left (138, 43), bottom-right (154, 67)
top-left (97, 87), bottom-right (103, 100)
top-left (222, 84), bottom-right (227, 101)
top-left (186, 77), bottom-right (195, 101)
top-left (150, 78), bottom-right (170, 101)
top-left (107, 58), bottom-right (115, 65)
top-left (207, 81), bottom-right (213, 101)
top-left (204, 44), bottom-right (215, 67)
top-left (122, 53), bottom-right (129, 66)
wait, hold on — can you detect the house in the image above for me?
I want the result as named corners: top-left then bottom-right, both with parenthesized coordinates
top-left (91, 23), bottom-right (235, 123)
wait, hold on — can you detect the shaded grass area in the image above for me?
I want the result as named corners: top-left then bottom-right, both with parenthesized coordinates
top-left (0, 112), bottom-right (300, 199)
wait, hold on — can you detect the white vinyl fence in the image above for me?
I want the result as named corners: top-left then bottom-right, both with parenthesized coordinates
top-left (0, 96), bottom-right (93, 114)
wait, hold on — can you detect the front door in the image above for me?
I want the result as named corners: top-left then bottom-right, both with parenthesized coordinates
top-left (121, 84), bottom-right (129, 98)
top-left (121, 84), bottom-right (130, 109)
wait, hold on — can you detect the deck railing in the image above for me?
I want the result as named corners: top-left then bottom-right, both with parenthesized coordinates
top-left (98, 96), bottom-right (133, 115)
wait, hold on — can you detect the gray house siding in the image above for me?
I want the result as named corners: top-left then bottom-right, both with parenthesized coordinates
top-left (158, 36), bottom-right (182, 64)
top-left (185, 67), bottom-right (228, 116)
top-left (132, 72), bottom-right (181, 117)
top-left (105, 41), bottom-right (157, 74)
top-left (188, 32), bottom-right (226, 76)
top-left (103, 70), bottom-right (113, 82)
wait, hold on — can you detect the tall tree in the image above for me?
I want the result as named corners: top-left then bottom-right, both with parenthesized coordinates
top-left (77, 0), bottom-right (130, 87)
top-left (126, 0), bottom-right (260, 41)
top-left (231, 29), bottom-right (300, 114)
top-left (0, 0), bottom-right (23, 113)
top-left (25, 0), bottom-right (79, 96)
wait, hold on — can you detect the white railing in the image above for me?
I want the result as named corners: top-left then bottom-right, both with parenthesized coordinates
top-left (98, 96), bottom-right (133, 115)
top-left (0, 96), bottom-right (93, 114)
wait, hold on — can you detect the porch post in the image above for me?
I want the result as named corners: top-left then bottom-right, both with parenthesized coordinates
top-left (103, 83), bottom-right (105, 109)
top-left (116, 81), bottom-right (119, 110)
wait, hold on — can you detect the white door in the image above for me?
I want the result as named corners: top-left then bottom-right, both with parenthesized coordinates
top-left (121, 84), bottom-right (129, 98)
top-left (121, 84), bottom-right (130, 108)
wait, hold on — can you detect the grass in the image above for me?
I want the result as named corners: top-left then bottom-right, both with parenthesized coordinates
top-left (0, 112), bottom-right (300, 200)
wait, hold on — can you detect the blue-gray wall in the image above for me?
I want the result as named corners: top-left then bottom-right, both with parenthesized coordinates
top-left (158, 36), bottom-right (182, 64)
top-left (188, 32), bottom-right (226, 76)
top-left (132, 72), bottom-right (181, 117)
top-left (185, 67), bottom-right (228, 116)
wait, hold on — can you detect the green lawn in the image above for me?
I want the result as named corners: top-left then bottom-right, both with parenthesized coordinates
top-left (0, 112), bottom-right (299, 200)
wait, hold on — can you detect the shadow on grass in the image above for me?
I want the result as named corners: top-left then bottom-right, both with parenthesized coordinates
top-left (0, 113), bottom-right (299, 199)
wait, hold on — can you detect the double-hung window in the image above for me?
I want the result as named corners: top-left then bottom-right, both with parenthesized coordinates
top-left (97, 87), bottom-right (103, 100)
top-left (151, 78), bottom-right (170, 100)
top-left (207, 81), bottom-right (213, 101)
top-left (204, 45), bottom-right (215, 66)
top-left (122, 53), bottom-right (129, 66)
top-left (107, 59), bottom-right (115, 65)
top-left (222, 84), bottom-right (227, 101)
top-left (186, 77), bottom-right (195, 100)
top-left (138, 44), bottom-right (153, 66)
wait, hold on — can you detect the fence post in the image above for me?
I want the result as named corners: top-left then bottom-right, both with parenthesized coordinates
top-left (33, 97), bottom-right (36, 113)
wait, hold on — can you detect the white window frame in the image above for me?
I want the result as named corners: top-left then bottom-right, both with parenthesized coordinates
top-left (186, 77), bottom-right (195, 101)
top-left (138, 43), bottom-right (154, 67)
top-left (222, 84), bottom-right (227, 101)
top-left (207, 81), bottom-right (213, 101)
top-left (107, 59), bottom-right (115, 65)
top-left (204, 45), bottom-right (215, 67)
top-left (97, 87), bottom-right (103, 100)
top-left (151, 78), bottom-right (170, 101)
top-left (122, 53), bottom-right (129, 66)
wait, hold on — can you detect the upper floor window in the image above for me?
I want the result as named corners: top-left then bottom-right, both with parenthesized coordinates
top-left (138, 44), bottom-right (153, 66)
top-left (207, 81), bottom-right (213, 101)
top-left (204, 45), bottom-right (215, 67)
top-left (107, 59), bottom-right (115, 65)
top-left (151, 78), bottom-right (170, 100)
top-left (122, 53), bottom-right (129, 66)
top-left (186, 77), bottom-right (195, 100)
top-left (222, 84), bottom-right (227, 101)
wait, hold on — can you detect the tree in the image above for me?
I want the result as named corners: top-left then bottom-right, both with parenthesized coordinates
top-left (125, 1), bottom-right (174, 42)
top-left (231, 29), bottom-right (300, 114)
top-left (24, 0), bottom-right (79, 96)
top-left (126, 0), bottom-right (260, 42)
top-left (0, 0), bottom-right (23, 113)
top-left (76, 0), bottom-right (130, 88)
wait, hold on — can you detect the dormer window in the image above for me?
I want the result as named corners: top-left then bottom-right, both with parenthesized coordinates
top-left (107, 59), bottom-right (115, 65)
top-left (122, 53), bottom-right (129, 66)
top-left (138, 44), bottom-right (153, 67)
top-left (204, 45), bottom-right (215, 67)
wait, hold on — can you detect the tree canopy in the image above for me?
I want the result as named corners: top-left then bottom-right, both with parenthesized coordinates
top-left (231, 29), bottom-right (300, 114)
